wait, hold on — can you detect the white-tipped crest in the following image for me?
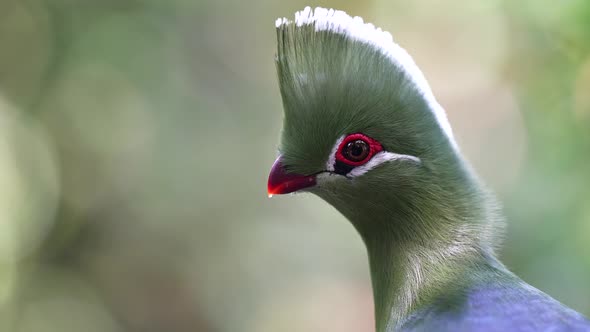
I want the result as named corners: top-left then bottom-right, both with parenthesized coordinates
top-left (276, 7), bottom-right (458, 150)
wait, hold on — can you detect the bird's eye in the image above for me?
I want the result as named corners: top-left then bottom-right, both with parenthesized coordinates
top-left (342, 140), bottom-right (370, 162)
top-left (335, 133), bottom-right (383, 168)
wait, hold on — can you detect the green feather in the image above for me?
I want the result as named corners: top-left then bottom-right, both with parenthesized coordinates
top-left (274, 7), bottom-right (505, 331)
top-left (272, 7), bottom-right (590, 331)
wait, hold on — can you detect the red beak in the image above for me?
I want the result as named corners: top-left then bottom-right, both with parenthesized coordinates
top-left (267, 156), bottom-right (317, 196)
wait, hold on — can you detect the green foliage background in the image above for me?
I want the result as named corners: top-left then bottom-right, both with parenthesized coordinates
top-left (0, 1), bottom-right (589, 331)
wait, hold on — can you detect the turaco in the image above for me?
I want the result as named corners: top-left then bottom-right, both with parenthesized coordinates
top-left (267, 6), bottom-right (590, 332)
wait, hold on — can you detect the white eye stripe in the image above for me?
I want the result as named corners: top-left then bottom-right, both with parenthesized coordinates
top-left (326, 135), bottom-right (345, 171)
top-left (325, 135), bottom-right (421, 177)
top-left (347, 151), bottom-right (420, 177)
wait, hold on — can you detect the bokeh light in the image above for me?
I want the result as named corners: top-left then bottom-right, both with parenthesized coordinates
top-left (0, 96), bottom-right (59, 263)
top-left (0, 1), bottom-right (588, 331)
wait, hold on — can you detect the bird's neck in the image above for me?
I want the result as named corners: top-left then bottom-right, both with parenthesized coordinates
top-left (364, 230), bottom-right (494, 331)
top-left (322, 170), bottom-right (502, 331)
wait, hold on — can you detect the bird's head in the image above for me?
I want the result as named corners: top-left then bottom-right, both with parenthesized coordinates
top-left (268, 7), bottom-right (484, 239)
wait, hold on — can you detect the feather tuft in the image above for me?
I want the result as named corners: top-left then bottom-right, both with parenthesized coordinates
top-left (276, 6), bottom-right (458, 150)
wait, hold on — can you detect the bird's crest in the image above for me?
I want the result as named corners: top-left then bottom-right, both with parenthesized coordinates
top-left (275, 7), bottom-right (457, 149)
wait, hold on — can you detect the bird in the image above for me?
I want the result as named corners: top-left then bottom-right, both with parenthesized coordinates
top-left (267, 6), bottom-right (590, 332)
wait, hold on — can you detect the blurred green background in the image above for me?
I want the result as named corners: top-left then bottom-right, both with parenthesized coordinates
top-left (0, 0), bottom-right (589, 331)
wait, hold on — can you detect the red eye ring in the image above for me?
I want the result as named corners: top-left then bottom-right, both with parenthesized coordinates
top-left (336, 133), bottom-right (383, 166)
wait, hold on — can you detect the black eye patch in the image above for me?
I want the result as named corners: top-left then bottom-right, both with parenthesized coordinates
top-left (334, 160), bottom-right (355, 175)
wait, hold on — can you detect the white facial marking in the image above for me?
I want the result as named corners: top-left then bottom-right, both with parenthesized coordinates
top-left (276, 7), bottom-right (458, 151)
top-left (347, 151), bottom-right (421, 177)
top-left (326, 135), bottom-right (345, 171)
top-left (325, 136), bottom-right (421, 178)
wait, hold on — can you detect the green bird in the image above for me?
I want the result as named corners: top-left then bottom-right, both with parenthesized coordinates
top-left (267, 7), bottom-right (590, 332)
